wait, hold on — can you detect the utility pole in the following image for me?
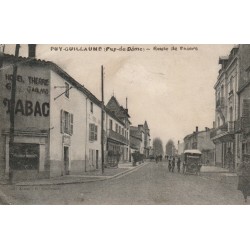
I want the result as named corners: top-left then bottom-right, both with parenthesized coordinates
top-left (9, 44), bottom-right (20, 182)
top-left (101, 65), bottom-right (105, 174)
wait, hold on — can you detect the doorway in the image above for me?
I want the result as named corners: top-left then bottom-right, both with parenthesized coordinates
top-left (64, 146), bottom-right (69, 175)
top-left (96, 150), bottom-right (99, 169)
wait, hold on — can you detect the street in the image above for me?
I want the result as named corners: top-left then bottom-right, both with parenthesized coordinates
top-left (0, 161), bottom-right (245, 205)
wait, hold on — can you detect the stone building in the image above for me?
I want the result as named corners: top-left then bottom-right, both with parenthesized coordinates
top-left (105, 96), bottom-right (130, 165)
top-left (184, 127), bottom-right (215, 165)
top-left (0, 46), bottom-right (103, 180)
top-left (210, 45), bottom-right (250, 170)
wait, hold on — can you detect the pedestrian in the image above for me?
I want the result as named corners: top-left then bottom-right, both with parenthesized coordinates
top-left (177, 157), bottom-right (181, 173)
top-left (237, 154), bottom-right (250, 203)
top-left (172, 157), bottom-right (175, 172)
top-left (225, 148), bottom-right (234, 172)
top-left (168, 156), bottom-right (172, 171)
top-left (155, 155), bottom-right (158, 164)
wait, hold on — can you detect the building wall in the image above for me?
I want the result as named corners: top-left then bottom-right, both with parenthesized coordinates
top-left (0, 61), bottom-right (50, 177)
top-left (106, 114), bottom-right (129, 162)
top-left (49, 71), bottom-right (102, 176)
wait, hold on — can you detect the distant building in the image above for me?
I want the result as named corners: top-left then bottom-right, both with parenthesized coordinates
top-left (105, 96), bottom-right (131, 165)
top-left (130, 126), bottom-right (144, 154)
top-left (143, 121), bottom-right (151, 158)
top-left (177, 141), bottom-right (184, 156)
top-left (130, 121), bottom-right (151, 158)
top-left (130, 126), bottom-right (142, 155)
top-left (184, 127), bottom-right (215, 165)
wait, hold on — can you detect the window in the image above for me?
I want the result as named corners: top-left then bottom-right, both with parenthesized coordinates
top-left (119, 126), bottom-right (121, 134)
top-left (229, 77), bottom-right (233, 95)
top-left (65, 82), bottom-right (70, 98)
top-left (122, 128), bottom-right (124, 136)
top-left (116, 124), bottom-right (118, 132)
top-left (109, 119), bottom-right (113, 130)
top-left (60, 110), bottom-right (73, 135)
top-left (90, 102), bottom-right (93, 113)
top-left (89, 123), bottom-right (98, 141)
top-left (229, 107), bottom-right (233, 122)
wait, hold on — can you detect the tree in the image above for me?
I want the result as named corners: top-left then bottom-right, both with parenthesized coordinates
top-left (165, 139), bottom-right (175, 156)
top-left (153, 137), bottom-right (164, 156)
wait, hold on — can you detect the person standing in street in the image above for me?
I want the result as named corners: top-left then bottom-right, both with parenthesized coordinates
top-left (172, 157), bottom-right (175, 172)
top-left (237, 154), bottom-right (250, 202)
top-left (168, 156), bottom-right (172, 171)
top-left (177, 157), bottom-right (181, 173)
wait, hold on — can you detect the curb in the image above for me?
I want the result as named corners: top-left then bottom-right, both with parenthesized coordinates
top-left (15, 162), bottom-right (148, 187)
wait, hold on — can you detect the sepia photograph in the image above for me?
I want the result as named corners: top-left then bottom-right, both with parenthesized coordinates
top-left (1, 44), bottom-right (250, 205)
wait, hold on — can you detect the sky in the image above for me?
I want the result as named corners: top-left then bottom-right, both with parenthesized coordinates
top-left (4, 44), bottom-right (234, 147)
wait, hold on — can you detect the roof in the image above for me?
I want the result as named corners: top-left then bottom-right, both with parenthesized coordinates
top-left (144, 120), bottom-right (149, 130)
top-left (184, 149), bottom-right (202, 155)
top-left (105, 107), bottom-right (125, 126)
top-left (1, 53), bottom-right (102, 107)
top-left (106, 96), bottom-right (131, 118)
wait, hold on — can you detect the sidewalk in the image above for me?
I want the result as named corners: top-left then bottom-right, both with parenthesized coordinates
top-left (11, 161), bottom-right (147, 186)
top-left (200, 165), bottom-right (238, 186)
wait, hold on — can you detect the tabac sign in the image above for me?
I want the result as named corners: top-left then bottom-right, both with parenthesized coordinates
top-left (1, 62), bottom-right (50, 130)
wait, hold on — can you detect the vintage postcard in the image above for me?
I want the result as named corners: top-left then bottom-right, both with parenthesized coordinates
top-left (0, 44), bottom-right (249, 205)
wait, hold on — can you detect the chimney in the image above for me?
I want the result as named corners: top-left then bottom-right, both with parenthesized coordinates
top-left (28, 44), bottom-right (36, 58)
top-left (196, 126), bottom-right (198, 133)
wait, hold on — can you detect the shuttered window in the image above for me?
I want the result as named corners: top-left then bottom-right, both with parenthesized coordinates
top-left (60, 110), bottom-right (74, 135)
top-left (242, 99), bottom-right (250, 129)
top-left (89, 123), bottom-right (98, 141)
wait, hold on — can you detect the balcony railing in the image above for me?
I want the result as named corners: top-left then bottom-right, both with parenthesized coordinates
top-left (107, 129), bottom-right (129, 145)
top-left (210, 122), bottom-right (231, 139)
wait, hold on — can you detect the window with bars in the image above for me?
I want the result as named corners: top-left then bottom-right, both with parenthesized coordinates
top-left (60, 110), bottom-right (73, 135)
top-left (89, 123), bottom-right (98, 141)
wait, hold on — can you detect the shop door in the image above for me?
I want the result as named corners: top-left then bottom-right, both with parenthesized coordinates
top-left (64, 146), bottom-right (69, 175)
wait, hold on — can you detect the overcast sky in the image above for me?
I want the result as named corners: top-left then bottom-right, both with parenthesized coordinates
top-left (4, 44), bottom-right (234, 147)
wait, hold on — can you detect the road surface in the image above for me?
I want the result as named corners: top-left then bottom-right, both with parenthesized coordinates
top-left (0, 161), bottom-right (245, 205)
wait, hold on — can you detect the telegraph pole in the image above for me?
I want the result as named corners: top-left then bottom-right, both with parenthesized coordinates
top-left (9, 44), bottom-right (20, 182)
top-left (101, 65), bottom-right (105, 174)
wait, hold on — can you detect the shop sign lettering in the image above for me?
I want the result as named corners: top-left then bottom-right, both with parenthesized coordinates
top-left (3, 98), bottom-right (50, 117)
top-left (5, 74), bottom-right (49, 95)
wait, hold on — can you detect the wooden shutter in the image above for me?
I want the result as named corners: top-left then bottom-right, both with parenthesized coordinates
top-left (89, 124), bottom-right (95, 141)
top-left (60, 110), bottom-right (64, 133)
top-left (242, 99), bottom-right (250, 129)
top-left (94, 125), bottom-right (98, 141)
top-left (70, 113), bottom-right (74, 135)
